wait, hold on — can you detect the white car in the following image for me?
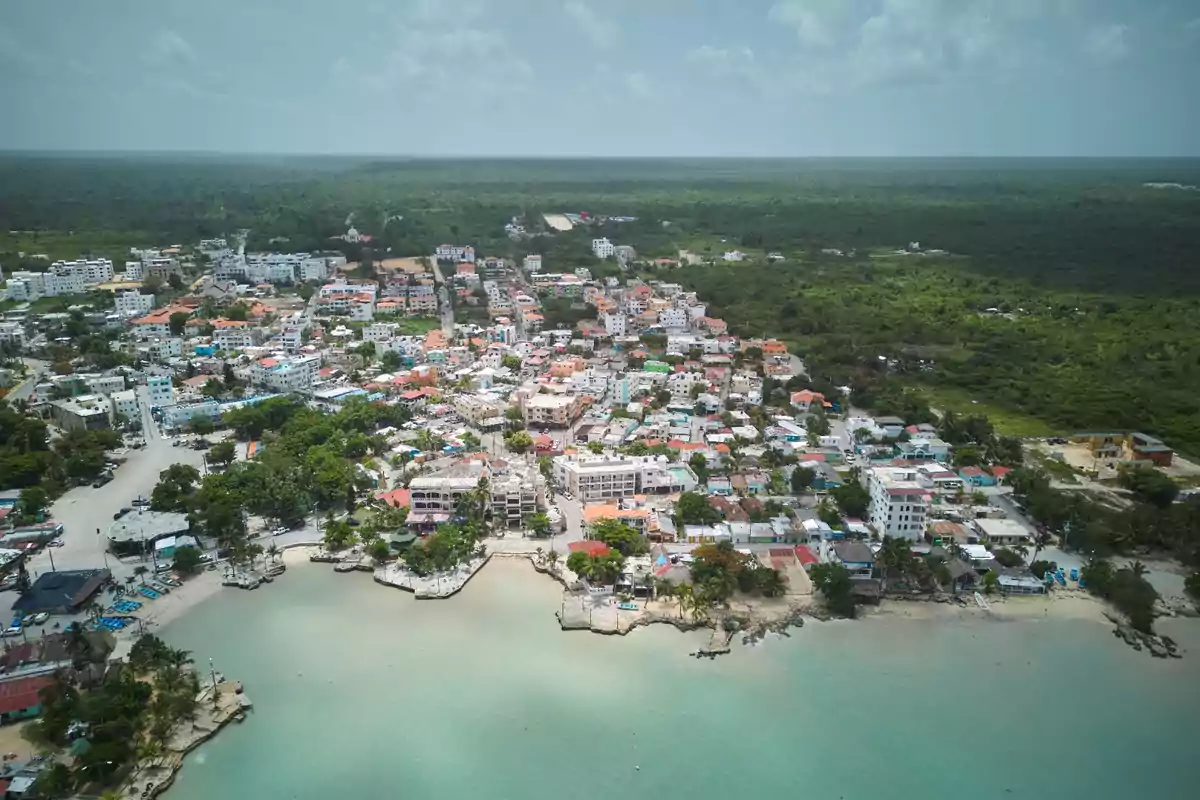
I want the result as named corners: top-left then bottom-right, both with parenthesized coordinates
top-left (48, 539), bottom-right (65, 547)
top-left (2, 626), bottom-right (21, 638)
top-left (32, 612), bottom-right (49, 625)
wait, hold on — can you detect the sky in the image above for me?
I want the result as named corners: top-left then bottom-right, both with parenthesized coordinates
top-left (1, 0), bottom-right (1198, 157)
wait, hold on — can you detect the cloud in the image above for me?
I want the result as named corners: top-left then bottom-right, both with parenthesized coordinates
top-left (563, 0), bottom-right (616, 49)
top-left (624, 71), bottom-right (653, 100)
top-left (1085, 23), bottom-right (1130, 63)
top-left (147, 30), bottom-right (196, 66)
top-left (768, 0), bottom-right (852, 48)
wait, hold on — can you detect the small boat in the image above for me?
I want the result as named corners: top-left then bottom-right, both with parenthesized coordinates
top-left (1069, 567), bottom-right (1079, 582)
top-left (1055, 572), bottom-right (1067, 586)
top-left (974, 591), bottom-right (990, 611)
top-left (617, 602), bottom-right (638, 611)
top-left (333, 562), bottom-right (358, 572)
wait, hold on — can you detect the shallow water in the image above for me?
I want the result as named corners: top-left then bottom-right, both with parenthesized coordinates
top-left (162, 560), bottom-right (1200, 800)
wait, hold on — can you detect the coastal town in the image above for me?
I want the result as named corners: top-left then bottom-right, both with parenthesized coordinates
top-left (0, 217), bottom-right (1195, 794)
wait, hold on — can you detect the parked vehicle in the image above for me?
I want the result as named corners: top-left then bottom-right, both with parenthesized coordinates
top-left (2, 626), bottom-right (22, 638)
top-left (93, 473), bottom-right (113, 488)
top-left (32, 612), bottom-right (49, 625)
top-left (114, 507), bottom-right (132, 520)
top-left (47, 539), bottom-right (65, 547)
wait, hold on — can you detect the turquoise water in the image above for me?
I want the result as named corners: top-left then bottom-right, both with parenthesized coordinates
top-left (163, 560), bottom-right (1200, 800)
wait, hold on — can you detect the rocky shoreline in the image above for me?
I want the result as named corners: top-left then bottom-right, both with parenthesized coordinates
top-left (110, 680), bottom-right (251, 800)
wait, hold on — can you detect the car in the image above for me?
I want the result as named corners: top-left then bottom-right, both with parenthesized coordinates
top-left (272, 527), bottom-right (289, 536)
top-left (32, 612), bottom-right (49, 625)
top-left (1, 626), bottom-right (21, 638)
top-left (114, 507), bottom-right (132, 520)
top-left (47, 539), bottom-right (65, 548)
top-left (21, 615), bottom-right (35, 626)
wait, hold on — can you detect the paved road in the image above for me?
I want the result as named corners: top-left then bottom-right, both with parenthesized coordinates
top-left (4, 358), bottom-right (48, 404)
top-left (429, 260), bottom-right (456, 338)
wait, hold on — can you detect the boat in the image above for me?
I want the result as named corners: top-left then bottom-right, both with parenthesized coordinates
top-left (265, 563), bottom-right (286, 576)
top-left (973, 591), bottom-right (990, 611)
top-left (1069, 567), bottom-right (1079, 582)
top-left (333, 562), bottom-right (358, 572)
top-left (1055, 571), bottom-right (1067, 586)
top-left (617, 602), bottom-right (639, 611)
top-left (309, 552), bottom-right (343, 563)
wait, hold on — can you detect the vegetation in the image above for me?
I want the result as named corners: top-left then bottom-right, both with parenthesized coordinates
top-left (0, 404), bottom-right (118, 494)
top-left (809, 563), bottom-right (857, 618)
top-left (675, 491), bottom-right (721, 526)
top-left (588, 519), bottom-right (648, 556)
top-left (24, 633), bottom-right (200, 795)
top-left (688, 541), bottom-right (785, 603)
top-left (565, 549), bottom-right (626, 584)
top-left (1081, 559), bottom-right (1159, 633)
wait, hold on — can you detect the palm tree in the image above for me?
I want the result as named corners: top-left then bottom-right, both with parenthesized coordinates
top-left (167, 648), bottom-right (194, 669)
top-left (654, 579), bottom-right (674, 604)
top-left (267, 542), bottom-right (279, 563)
top-left (674, 584), bottom-right (694, 620)
top-left (545, 549), bottom-right (560, 572)
top-left (1128, 560), bottom-right (1149, 578)
top-left (133, 565), bottom-right (149, 583)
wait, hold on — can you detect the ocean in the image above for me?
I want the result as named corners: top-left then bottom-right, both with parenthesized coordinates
top-left (161, 559), bottom-right (1200, 800)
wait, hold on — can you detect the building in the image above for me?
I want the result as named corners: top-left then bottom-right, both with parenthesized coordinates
top-left (114, 291), bottom-right (155, 318)
top-left (592, 238), bottom-right (615, 259)
top-left (106, 510), bottom-right (190, 552)
top-left (552, 454), bottom-right (698, 502)
top-left (408, 463), bottom-right (488, 529)
top-left (250, 354), bottom-right (321, 393)
top-left (524, 394), bottom-right (584, 428)
top-left (161, 400), bottom-right (222, 430)
top-left (0, 675), bottom-right (55, 724)
top-left (10, 568), bottom-right (112, 614)
top-left (131, 306), bottom-right (187, 339)
top-left (0, 322), bottom-right (26, 350)
top-left (523, 254), bottom-right (543, 273)
top-left (867, 467), bottom-right (930, 541)
top-left (109, 389), bottom-right (140, 424)
top-left (490, 464), bottom-right (544, 529)
top-left (435, 244), bottom-right (475, 263)
top-left (211, 322), bottom-right (262, 351)
top-left (147, 375), bottom-right (175, 408)
top-left (602, 310), bottom-right (626, 337)
top-left (972, 518), bottom-right (1033, 549)
top-left (49, 394), bottom-right (111, 431)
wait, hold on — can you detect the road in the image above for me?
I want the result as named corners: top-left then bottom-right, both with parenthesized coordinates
top-left (4, 358), bottom-right (48, 404)
top-left (429, 259), bottom-right (456, 338)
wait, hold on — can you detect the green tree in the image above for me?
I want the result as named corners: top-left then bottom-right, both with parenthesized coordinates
top-left (810, 563), bottom-right (857, 617)
top-left (169, 311), bottom-right (191, 336)
top-left (172, 546), bottom-right (204, 575)
top-left (208, 439), bottom-right (237, 466)
top-left (525, 512), bottom-right (553, 538)
top-left (675, 491), bottom-right (721, 525)
top-left (830, 472), bottom-right (869, 518)
top-left (1117, 465), bottom-right (1180, 509)
top-left (587, 441), bottom-right (605, 454)
top-left (505, 430), bottom-right (534, 454)
top-left (201, 378), bottom-right (224, 399)
top-left (689, 452), bottom-right (710, 482)
top-left (790, 466), bottom-right (815, 494)
top-left (590, 519), bottom-right (648, 555)
top-left (15, 485), bottom-right (49, 522)
top-left (150, 463), bottom-right (202, 512)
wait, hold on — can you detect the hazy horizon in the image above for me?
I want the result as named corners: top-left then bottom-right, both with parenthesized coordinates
top-left (2, 0), bottom-right (1199, 157)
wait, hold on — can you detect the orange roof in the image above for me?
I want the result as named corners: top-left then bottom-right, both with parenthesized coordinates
top-left (714, 443), bottom-right (732, 454)
top-left (211, 318), bottom-right (248, 328)
top-left (258, 357), bottom-right (279, 368)
top-left (132, 304), bottom-right (191, 325)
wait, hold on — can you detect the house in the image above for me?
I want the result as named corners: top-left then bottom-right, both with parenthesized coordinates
top-left (1129, 432), bottom-right (1174, 467)
top-left (0, 675), bottom-right (55, 724)
top-left (789, 390), bottom-right (827, 413)
top-left (895, 437), bottom-right (951, 462)
top-left (958, 466), bottom-right (995, 487)
top-left (832, 542), bottom-right (875, 577)
top-left (874, 416), bottom-right (907, 439)
top-left (706, 476), bottom-right (733, 496)
top-left (972, 518), bottom-right (1032, 549)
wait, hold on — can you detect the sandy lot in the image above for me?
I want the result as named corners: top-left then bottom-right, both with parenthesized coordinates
top-left (542, 214), bottom-right (574, 232)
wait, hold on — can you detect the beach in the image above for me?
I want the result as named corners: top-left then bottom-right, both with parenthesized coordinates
top-left (154, 558), bottom-right (1200, 800)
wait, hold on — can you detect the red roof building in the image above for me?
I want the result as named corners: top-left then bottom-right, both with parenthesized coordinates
top-left (0, 675), bottom-right (54, 717)
top-left (377, 489), bottom-right (411, 509)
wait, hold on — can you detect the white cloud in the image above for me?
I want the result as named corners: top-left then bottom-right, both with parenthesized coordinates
top-left (624, 71), bottom-right (653, 100)
top-left (768, 0), bottom-right (853, 48)
top-left (564, 0), bottom-right (616, 49)
top-left (1085, 23), bottom-right (1130, 63)
top-left (147, 30), bottom-right (196, 66)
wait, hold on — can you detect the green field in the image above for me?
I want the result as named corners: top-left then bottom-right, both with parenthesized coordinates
top-left (907, 384), bottom-right (1059, 438)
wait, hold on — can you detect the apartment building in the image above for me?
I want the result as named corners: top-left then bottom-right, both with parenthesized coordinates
top-left (602, 310), bottom-right (627, 337)
top-left (668, 371), bottom-right (708, 404)
top-left (490, 464), bottom-right (544, 529)
top-left (251, 354), bottom-right (321, 393)
top-left (552, 454), bottom-right (698, 502)
top-left (138, 338), bottom-right (183, 362)
top-left (0, 322), bottom-right (26, 350)
top-left (408, 463), bottom-right (488, 527)
top-left (109, 389), bottom-right (140, 424)
top-left (147, 375), bottom-right (175, 408)
top-left (50, 394), bottom-right (111, 431)
top-left (454, 394), bottom-right (508, 430)
top-left (115, 291), bottom-right (155, 318)
top-left (523, 254), bottom-right (543, 273)
top-left (131, 306), bottom-right (188, 339)
top-left (658, 307), bottom-right (689, 330)
top-left (435, 244), bottom-right (475, 263)
top-left (212, 322), bottom-right (263, 351)
top-left (867, 467), bottom-right (931, 541)
top-left (524, 393), bottom-right (584, 428)
top-left (592, 238), bottom-right (615, 259)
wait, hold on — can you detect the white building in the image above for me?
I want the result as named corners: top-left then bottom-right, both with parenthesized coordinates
top-left (124, 261), bottom-right (144, 281)
top-left (602, 310), bottom-right (627, 337)
top-left (867, 467), bottom-right (930, 541)
top-left (435, 244), bottom-right (475, 263)
top-left (140, 338), bottom-right (183, 362)
top-left (722, 251), bottom-right (745, 262)
top-left (0, 322), bottom-right (26, 350)
top-left (658, 307), bottom-right (688, 330)
top-left (668, 371), bottom-right (708, 404)
top-left (363, 323), bottom-right (400, 343)
top-left (147, 375), bottom-right (175, 408)
top-left (592, 238), bottom-right (615, 259)
top-left (115, 291), bottom-right (155, 318)
top-left (523, 254), bottom-right (543, 273)
top-left (524, 394), bottom-right (583, 428)
top-left (552, 454), bottom-right (697, 502)
top-left (109, 389), bottom-right (140, 424)
top-left (212, 325), bottom-right (262, 351)
top-left (251, 354), bottom-right (321, 393)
